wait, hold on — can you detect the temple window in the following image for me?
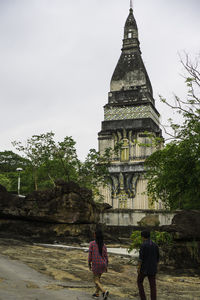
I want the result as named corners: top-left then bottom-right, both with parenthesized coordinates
top-left (121, 138), bottom-right (129, 161)
top-left (128, 32), bottom-right (132, 38)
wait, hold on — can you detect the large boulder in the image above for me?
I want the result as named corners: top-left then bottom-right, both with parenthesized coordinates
top-left (161, 210), bottom-right (200, 240)
top-left (159, 210), bottom-right (200, 270)
top-left (172, 210), bottom-right (200, 240)
top-left (0, 181), bottom-right (100, 224)
top-left (137, 214), bottom-right (160, 227)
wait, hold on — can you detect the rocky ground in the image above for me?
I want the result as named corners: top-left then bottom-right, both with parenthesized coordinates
top-left (0, 239), bottom-right (199, 299)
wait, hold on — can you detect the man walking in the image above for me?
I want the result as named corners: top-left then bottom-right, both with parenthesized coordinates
top-left (137, 230), bottom-right (159, 300)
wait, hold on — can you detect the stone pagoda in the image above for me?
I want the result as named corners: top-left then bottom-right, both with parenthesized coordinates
top-left (98, 2), bottom-right (162, 209)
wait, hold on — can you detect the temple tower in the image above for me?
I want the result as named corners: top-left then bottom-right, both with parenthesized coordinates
top-left (98, 4), bottom-right (162, 209)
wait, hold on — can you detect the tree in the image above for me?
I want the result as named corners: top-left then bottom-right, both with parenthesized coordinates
top-left (78, 148), bottom-right (113, 201)
top-left (0, 151), bottom-right (29, 173)
top-left (12, 132), bottom-right (116, 201)
top-left (145, 54), bottom-right (200, 209)
top-left (0, 151), bottom-right (30, 193)
top-left (0, 174), bottom-right (12, 191)
top-left (12, 132), bottom-right (81, 191)
top-left (12, 132), bottom-right (55, 190)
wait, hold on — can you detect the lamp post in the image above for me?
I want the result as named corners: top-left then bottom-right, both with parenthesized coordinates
top-left (16, 167), bottom-right (23, 196)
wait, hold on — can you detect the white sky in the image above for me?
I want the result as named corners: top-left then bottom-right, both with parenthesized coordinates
top-left (0, 0), bottom-right (199, 160)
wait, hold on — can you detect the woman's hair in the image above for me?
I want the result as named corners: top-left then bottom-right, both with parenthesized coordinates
top-left (95, 228), bottom-right (104, 256)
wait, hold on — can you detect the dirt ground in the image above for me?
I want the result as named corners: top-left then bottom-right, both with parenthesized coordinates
top-left (0, 239), bottom-right (200, 300)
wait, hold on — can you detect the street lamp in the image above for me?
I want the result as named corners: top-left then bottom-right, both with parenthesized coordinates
top-left (16, 167), bottom-right (23, 196)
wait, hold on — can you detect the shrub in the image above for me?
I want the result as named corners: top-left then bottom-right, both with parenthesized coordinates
top-left (128, 230), bottom-right (173, 253)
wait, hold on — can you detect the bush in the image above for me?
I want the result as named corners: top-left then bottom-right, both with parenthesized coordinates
top-left (128, 230), bottom-right (173, 253)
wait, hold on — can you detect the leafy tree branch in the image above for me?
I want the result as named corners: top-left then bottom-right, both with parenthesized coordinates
top-left (145, 54), bottom-right (200, 210)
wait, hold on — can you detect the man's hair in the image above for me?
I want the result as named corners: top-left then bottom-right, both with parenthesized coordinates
top-left (141, 230), bottom-right (150, 239)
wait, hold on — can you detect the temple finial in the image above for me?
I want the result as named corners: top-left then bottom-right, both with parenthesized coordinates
top-left (130, 0), bottom-right (133, 10)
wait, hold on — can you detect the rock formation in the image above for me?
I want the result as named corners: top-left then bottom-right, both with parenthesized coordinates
top-left (170, 210), bottom-right (200, 240)
top-left (137, 214), bottom-right (160, 227)
top-left (160, 210), bottom-right (200, 269)
top-left (0, 182), bottom-right (103, 243)
top-left (0, 181), bottom-right (99, 223)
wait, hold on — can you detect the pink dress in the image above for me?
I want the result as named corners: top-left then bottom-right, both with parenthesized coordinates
top-left (88, 240), bottom-right (108, 275)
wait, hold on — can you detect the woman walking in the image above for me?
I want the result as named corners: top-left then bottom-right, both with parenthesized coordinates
top-left (88, 228), bottom-right (109, 299)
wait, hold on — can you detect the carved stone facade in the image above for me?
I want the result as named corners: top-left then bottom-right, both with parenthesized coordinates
top-left (98, 5), bottom-right (163, 209)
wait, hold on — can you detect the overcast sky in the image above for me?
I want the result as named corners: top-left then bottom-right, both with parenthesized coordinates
top-left (0, 0), bottom-right (199, 160)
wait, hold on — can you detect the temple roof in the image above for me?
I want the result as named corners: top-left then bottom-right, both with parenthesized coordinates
top-left (110, 7), bottom-right (153, 98)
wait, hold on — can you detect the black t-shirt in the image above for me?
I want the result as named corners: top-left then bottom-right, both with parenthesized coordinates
top-left (139, 239), bottom-right (159, 275)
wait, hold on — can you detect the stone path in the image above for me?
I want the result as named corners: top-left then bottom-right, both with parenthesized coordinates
top-left (0, 254), bottom-right (131, 300)
top-left (0, 240), bottom-right (200, 300)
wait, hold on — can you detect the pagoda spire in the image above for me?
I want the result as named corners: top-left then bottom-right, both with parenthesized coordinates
top-left (122, 3), bottom-right (139, 51)
top-left (110, 3), bottom-right (153, 96)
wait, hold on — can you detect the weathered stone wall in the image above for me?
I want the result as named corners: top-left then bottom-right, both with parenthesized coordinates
top-left (101, 208), bottom-right (175, 227)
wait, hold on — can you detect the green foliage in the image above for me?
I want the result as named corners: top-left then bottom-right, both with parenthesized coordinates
top-left (12, 132), bottom-right (80, 191)
top-left (9, 132), bottom-right (115, 200)
top-left (145, 54), bottom-right (200, 210)
top-left (0, 151), bottom-right (29, 173)
top-left (0, 151), bottom-right (30, 193)
top-left (150, 231), bottom-right (173, 246)
top-left (128, 230), bottom-right (173, 253)
top-left (0, 174), bottom-right (12, 190)
top-left (78, 148), bottom-right (110, 201)
top-left (128, 231), bottom-right (143, 251)
top-left (145, 139), bottom-right (200, 209)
